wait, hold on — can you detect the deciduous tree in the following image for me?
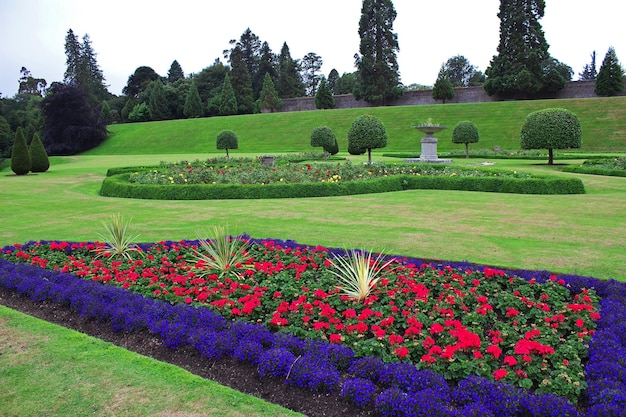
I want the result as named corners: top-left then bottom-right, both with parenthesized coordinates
top-left (123, 66), bottom-right (161, 98)
top-left (520, 108), bottom-right (581, 165)
top-left (348, 114), bottom-right (388, 164)
top-left (354, 0), bottom-right (402, 105)
top-left (452, 121), bottom-right (479, 158)
top-left (301, 52), bottom-right (323, 96)
top-left (216, 130), bottom-right (238, 158)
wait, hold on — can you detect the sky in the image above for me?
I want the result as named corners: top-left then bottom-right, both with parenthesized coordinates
top-left (1, 0), bottom-right (624, 97)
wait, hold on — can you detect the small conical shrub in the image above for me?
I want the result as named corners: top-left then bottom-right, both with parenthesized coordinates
top-left (11, 127), bottom-right (31, 175)
top-left (29, 132), bottom-right (50, 172)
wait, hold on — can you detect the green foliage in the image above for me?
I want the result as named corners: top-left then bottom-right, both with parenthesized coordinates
top-left (10, 127), bottom-right (31, 175)
top-left (595, 47), bottom-right (625, 97)
top-left (484, 0), bottom-right (568, 97)
top-left (183, 80), bottom-right (203, 118)
top-left (167, 60), bottom-right (185, 83)
top-left (347, 114), bottom-right (388, 164)
top-left (229, 46), bottom-right (255, 114)
top-left (314, 77), bottom-right (335, 109)
top-left (123, 66), bottom-right (160, 98)
top-left (324, 136), bottom-right (339, 156)
top-left (147, 79), bottom-right (170, 121)
top-left (310, 126), bottom-right (337, 160)
top-left (452, 121), bottom-right (480, 158)
top-left (99, 100), bottom-right (114, 125)
top-left (216, 130), bottom-right (238, 158)
top-left (276, 42), bottom-right (305, 98)
top-left (0, 115), bottom-right (11, 157)
top-left (354, 0), bottom-right (402, 104)
top-left (520, 108), bottom-right (582, 164)
top-left (192, 225), bottom-right (253, 278)
top-left (128, 102), bottom-right (151, 122)
top-left (257, 73), bottom-right (282, 113)
top-left (95, 213), bottom-right (143, 260)
top-left (29, 132), bottom-right (50, 172)
top-left (444, 55), bottom-right (481, 87)
top-left (328, 249), bottom-right (395, 302)
top-left (219, 74), bottom-right (238, 116)
top-left (432, 65), bottom-right (456, 103)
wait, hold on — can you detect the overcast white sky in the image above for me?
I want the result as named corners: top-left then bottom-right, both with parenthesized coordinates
top-left (0, 0), bottom-right (624, 97)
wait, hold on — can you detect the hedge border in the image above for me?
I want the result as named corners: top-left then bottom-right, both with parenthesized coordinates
top-left (561, 165), bottom-right (626, 178)
top-left (99, 171), bottom-right (585, 200)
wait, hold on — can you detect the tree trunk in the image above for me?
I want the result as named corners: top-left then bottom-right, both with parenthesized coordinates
top-left (226, 148), bottom-right (230, 158)
top-left (465, 144), bottom-right (469, 159)
top-left (548, 148), bottom-right (553, 165)
top-left (367, 148), bottom-right (372, 165)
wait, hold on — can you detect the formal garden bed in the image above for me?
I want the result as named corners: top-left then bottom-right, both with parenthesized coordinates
top-left (2, 233), bottom-right (625, 416)
top-left (561, 157), bottom-right (626, 177)
top-left (99, 157), bottom-right (585, 200)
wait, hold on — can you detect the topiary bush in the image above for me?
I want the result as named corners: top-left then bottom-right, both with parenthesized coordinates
top-left (10, 127), bottom-right (31, 175)
top-left (347, 114), bottom-right (388, 164)
top-left (310, 126), bottom-right (336, 160)
top-left (216, 130), bottom-right (238, 158)
top-left (29, 132), bottom-right (50, 172)
top-left (520, 108), bottom-right (582, 165)
top-left (452, 121), bottom-right (479, 158)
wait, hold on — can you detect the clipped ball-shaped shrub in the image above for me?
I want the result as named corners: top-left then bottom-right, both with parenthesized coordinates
top-left (216, 130), bottom-right (238, 157)
top-left (310, 126), bottom-right (335, 149)
top-left (520, 108), bottom-right (582, 164)
top-left (29, 132), bottom-right (50, 172)
top-left (452, 121), bottom-right (480, 158)
top-left (348, 114), bottom-right (387, 163)
top-left (10, 127), bottom-right (31, 175)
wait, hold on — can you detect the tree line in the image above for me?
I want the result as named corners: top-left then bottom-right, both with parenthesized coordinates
top-left (0, 0), bottom-right (624, 157)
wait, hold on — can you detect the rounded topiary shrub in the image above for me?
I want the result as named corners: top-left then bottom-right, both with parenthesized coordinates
top-left (216, 130), bottom-right (238, 158)
top-left (11, 127), bottom-right (31, 175)
top-left (452, 121), bottom-right (479, 159)
top-left (348, 114), bottom-right (388, 164)
top-left (520, 108), bottom-right (582, 165)
top-left (29, 132), bottom-right (50, 172)
top-left (311, 126), bottom-right (336, 159)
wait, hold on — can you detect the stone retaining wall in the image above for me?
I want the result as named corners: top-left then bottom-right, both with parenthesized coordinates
top-left (280, 80), bottom-right (626, 112)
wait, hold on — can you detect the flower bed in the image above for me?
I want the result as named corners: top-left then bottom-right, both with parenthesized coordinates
top-left (1, 238), bottom-right (624, 416)
top-left (99, 159), bottom-right (585, 199)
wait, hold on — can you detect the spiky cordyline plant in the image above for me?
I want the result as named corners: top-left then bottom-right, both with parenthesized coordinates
top-left (328, 249), bottom-right (396, 302)
top-left (95, 213), bottom-right (143, 261)
top-left (193, 225), bottom-right (253, 278)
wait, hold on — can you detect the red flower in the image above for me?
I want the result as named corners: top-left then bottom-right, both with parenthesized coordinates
top-left (506, 307), bottom-right (520, 317)
top-left (486, 344), bottom-right (502, 359)
top-left (503, 355), bottom-right (518, 367)
top-left (493, 369), bottom-right (508, 381)
top-left (329, 334), bottom-right (342, 344)
top-left (395, 346), bottom-right (410, 358)
top-left (430, 323), bottom-right (444, 334)
top-left (575, 319), bottom-right (585, 328)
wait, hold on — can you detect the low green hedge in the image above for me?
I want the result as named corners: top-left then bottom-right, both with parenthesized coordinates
top-left (561, 166), bottom-right (626, 177)
top-left (99, 171), bottom-right (585, 200)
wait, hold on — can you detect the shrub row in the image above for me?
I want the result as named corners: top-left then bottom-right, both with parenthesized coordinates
top-left (561, 166), bottom-right (626, 178)
top-left (99, 172), bottom-right (584, 200)
top-left (2, 238), bottom-right (626, 416)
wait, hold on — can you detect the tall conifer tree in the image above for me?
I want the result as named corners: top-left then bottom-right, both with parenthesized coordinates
top-left (277, 42), bottom-right (305, 98)
top-left (219, 74), bottom-right (238, 116)
top-left (595, 47), bottom-right (625, 97)
top-left (229, 46), bottom-right (255, 114)
top-left (354, 0), bottom-right (402, 105)
top-left (183, 80), bottom-right (203, 118)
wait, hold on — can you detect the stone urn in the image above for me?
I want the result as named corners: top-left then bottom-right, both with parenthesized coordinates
top-left (408, 125), bottom-right (451, 163)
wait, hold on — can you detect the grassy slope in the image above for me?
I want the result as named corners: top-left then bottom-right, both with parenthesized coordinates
top-left (88, 96), bottom-right (626, 155)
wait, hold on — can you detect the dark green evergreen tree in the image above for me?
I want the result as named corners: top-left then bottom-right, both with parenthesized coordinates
top-left (147, 79), bottom-right (171, 120)
top-left (276, 42), bottom-right (305, 98)
top-left (167, 60), bottom-right (185, 83)
top-left (595, 47), bottom-right (625, 97)
top-left (63, 29), bottom-right (82, 85)
top-left (443, 55), bottom-right (479, 87)
top-left (579, 51), bottom-right (597, 81)
top-left (327, 69), bottom-right (340, 94)
top-left (99, 100), bottom-right (114, 125)
top-left (183, 80), bottom-right (203, 118)
top-left (78, 34), bottom-right (109, 101)
top-left (219, 73), bottom-right (238, 116)
top-left (229, 46), bottom-right (255, 114)
top-left (315, 77), bottom-right (335, 109)
top-left (484, 0), bottom-right (568, 98)
top-left (348, 114), bottom-right (388, 164)
top-left (256, 73), bottom-right (282, 113)
top-left (195, 59), bottom-right (229, 104)
top-left (29, 132), bottom-right (50, 172)
top-left (216, 130), bottom-right (238, 158)
top-left (432, 65), bottom-right (456, 103)
top-left (354, 0), bottom-right (402, 105)
top-left (254, 42), bottom-right (277, 98)
top-left (335, 72), bottom-right (357, 95)
top-left (11, 127), bottom-right (31, 175)
top-left (301, 52), bottom-right (323, 96)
